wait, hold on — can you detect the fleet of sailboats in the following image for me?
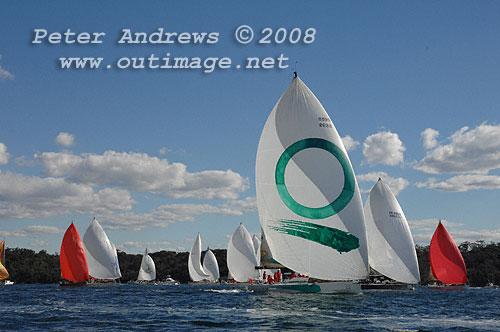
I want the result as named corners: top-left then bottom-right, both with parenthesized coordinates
top-left (5, 74), bottom-right (479, 292)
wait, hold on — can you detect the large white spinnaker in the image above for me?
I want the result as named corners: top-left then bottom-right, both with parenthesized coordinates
top-left (227, 224), bottom-right (259, 282)
top-left (364, 179), bottom-right (420, 284)
top-left (202, 248), bottom-right (220, 282)
top-left (188, 234), bottom-right (210, 282)
top-left (255, 75), bottom-right (369, 281)
top-left (83, 218), bottom-right (122, 279)
top-left (137, 249), bottom-right (156, 281)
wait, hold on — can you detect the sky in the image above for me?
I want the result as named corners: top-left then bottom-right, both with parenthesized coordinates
top-left (1, 1), bottom-right (500, 254)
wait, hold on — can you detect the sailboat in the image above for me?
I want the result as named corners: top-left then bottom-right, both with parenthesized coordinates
top-left (60, 222), bottom-right (89, 286)
top-left (362, 178), bottom-right (420, 290)
top-left (188, 233), bottom-right (211, 282)
top-left (202, 248), bottom-right (220, 282)
top-left (428, 221), bottom-right (467, 289)
top-left (83, 218), bottom-right (122, 284)
top-left (227, 223), bottom-right (260, 283)
top-left (136, 249), bottom-right (156, 283)
top-left (0, 240), bottom-right (13, 285)
top-left (254, 73), bottom-right (369, 294)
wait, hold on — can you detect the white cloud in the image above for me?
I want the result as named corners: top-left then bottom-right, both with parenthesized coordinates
top-left (54, 132), bottom-right (75, 147)
top-left (0, 143), bottom-right (10, 165)
top-left (159, 147), bottom-right (171, 155)
top-left (35, 150), bottom-right (249, 200)
top-left (30, 240), bottom-right (49, 247)
top-left (0, 225), bottom-right (62, 238)
top-left (415, 174), bottom-right (500, 192)
top-left (98, 201), bottom-right (254, 231)
top-left (14, 156), bottom-right (36, 167)
top-left (0, 55), bottom-right (14, 80)
top-left (415, 123), bottom-right (500, 174)
top-left (409, 218), bottom-right (500, 245)
top-left (0, 170), bottom-right (133, 219)
top-left (363, 131), bottom-right (405, 166)
top-left (341, 136), bottom-right (360, 152)
top-left (421, 128), bottom-right (439, 150)
top-left (120, 240), bottom-right (171, 252)
top-left (357, 172), bottom-right (410, 195)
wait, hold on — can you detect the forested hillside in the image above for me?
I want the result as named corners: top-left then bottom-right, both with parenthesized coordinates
top-left (3, 242), bottom-right (500, 286)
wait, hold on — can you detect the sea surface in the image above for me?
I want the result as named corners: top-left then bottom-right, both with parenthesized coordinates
top-left (1, 283), bottom-right (499, 331)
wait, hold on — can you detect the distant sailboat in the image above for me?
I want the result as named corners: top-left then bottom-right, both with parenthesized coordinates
top-left (188, 233), bottom-right (211, 282)
top-left (83, 218), bottom-right (122, 283)
top-left (362, 179), bottom-right (420, 289)
top-left (60, 222), bottom-right (89, 286)
top-left (137, 249), bottom-right (156, 282)
top-left (227, 223), bottom-right (259, 282)
top-left (0, 240), bottom-right (13, 285)
top-left (254, 74), bottom-right (369, 294)
top-left (429, 221), bottom-right (467, 288)
top-left (202, 248), bottom-right (220, 282)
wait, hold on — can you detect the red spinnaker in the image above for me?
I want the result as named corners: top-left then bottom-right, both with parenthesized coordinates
top-left (429, 222), bottom-right (467, 284)
top-left (60, 222), bottom-right (89, 283)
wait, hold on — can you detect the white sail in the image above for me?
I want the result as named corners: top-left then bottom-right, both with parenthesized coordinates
top-left (252, 234), bottom-right (261, 266)
top-left (83, 218), bottom-right (122, 279)
top-left (255, 75), bottom-right (369, 281)
top-left (188, 234), bottom-right (210, 282)
top-left (202, 248), bottom-right (220, 281)
top-left (227, 223), bottom-right (259, 282)
top-left (137, 249), bottom-right (156, 281)
top-left (364, 179), bottom-right (420, 284)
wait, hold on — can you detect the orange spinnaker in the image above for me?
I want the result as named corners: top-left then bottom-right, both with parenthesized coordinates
top-left (60, 223), bottom-right (89, 283)
top-left (0, 240), bottom-right (5, 265)
top-left (429, 222), bottom-right (467, 284)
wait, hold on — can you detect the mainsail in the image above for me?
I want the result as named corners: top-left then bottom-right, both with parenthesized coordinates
top-left (137, 249), bottom-right (156, 281)
top-left (227, 223), bottom-right (259, 282)
top-left (188, 234), bottom-right (210, 282)
top-left (429, 221), bottom-right (467, 284)
top-left (202, 248), bottom-right (220, 282)
top-left (364, 179), bottom-right (420, 284)
top-left (83, 218), bottom-right (122, 280)
top-left (0, 240), bottom-right (9, 281)
top-left (60, 222), bottom-right (89, 283)
top-left (255, 75), bottom-right (369, 281)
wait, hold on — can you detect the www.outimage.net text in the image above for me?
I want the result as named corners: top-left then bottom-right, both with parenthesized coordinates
top-left (31, 27), bottom-right (316, 73)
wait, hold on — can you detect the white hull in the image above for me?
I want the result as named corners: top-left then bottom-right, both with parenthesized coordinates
top-left (249, 281), bottom-right (362, 294)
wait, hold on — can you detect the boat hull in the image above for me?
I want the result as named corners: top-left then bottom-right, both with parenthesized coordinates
top-left (361, 283), bottom-right (414, 290)
top-left (250, 281), bottom-right (362, 294)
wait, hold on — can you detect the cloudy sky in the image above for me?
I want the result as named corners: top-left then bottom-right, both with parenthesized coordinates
top-left (1, 1), bottom-right (500, 254)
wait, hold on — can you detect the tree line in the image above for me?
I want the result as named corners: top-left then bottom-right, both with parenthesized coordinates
top-left (4, 241), bottom-right (500, 286)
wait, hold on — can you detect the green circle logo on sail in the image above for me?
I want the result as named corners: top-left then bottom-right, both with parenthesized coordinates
top-left (275, 138), bottom-right (355, 219)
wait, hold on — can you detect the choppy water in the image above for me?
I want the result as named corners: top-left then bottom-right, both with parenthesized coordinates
top-left (1, 284), bottom-right (499, 331)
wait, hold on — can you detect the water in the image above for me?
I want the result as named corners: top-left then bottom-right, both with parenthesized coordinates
top-left (1, 284), bottom-right (499, 331)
